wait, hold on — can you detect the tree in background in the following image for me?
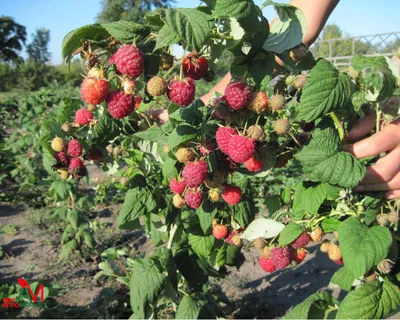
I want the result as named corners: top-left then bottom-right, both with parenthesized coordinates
top-left (27, 28), bottom-right (51, 64)
top-left (0, 16), bottom-right (26, 64)
top-left (311, 24), bottom-right (372, 58)
top-left (97, 0), bottom-right (175, 23)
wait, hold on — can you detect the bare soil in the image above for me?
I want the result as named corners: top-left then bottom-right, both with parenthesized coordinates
top-left (0, 200), bottom-right (348, 319)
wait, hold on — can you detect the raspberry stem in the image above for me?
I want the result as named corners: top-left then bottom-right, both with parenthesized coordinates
top-left (289, 132), bottom-right (302, 148)
top-left (329, 111), bottom-right (345, 141)
top-left (167, 221), bottom-right (179, 249)
top-left (69, 191), bottom-right (75, 211)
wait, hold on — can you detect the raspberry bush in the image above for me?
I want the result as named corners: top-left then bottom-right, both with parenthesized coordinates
top-left (37, 0), bottom-right (400, 318)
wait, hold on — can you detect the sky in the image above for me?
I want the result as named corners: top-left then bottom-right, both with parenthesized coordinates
top-left (1, 0), bottom-right (400, 65)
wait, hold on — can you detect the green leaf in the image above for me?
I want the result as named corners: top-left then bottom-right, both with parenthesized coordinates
top-left (338, 217), bottom-right (392, 278)
top-left (324, 184), bottom-right (341, 199)
top-left (262, 1), bottom-right (307, 54)
top-left (197, 203), bottom-right (217, 234)
top-left (212, 0), bottom-right (253, 20)
top-left (62, 24), bottom-right (110, 64)
top-left (293, 182), bottom-right (326, 216)
top-left (164, 8), bottom-right (212, 51)
top-left (118, 188), bottom-right (156, 229)
top-left (162, 157), bottom-right (178, 182)
top-left (351, 55), bottom-right (396, 102)
top-left (134, 125), bottom-right (166, 142)
top-left (321, 217), bottom-right (342, 233)
top-left (50, 180), bottom-right (72, 200)
top-left (331, 267), bottom-right (355, 292)
top-left (336, 280), bottom-right (400, 319)
top-left (101, 21), bottom-right (150, 43)
top-left (188, 233), bottom-right (215, 257)
top-left (264, 196), bottom-right (281, 215)
top-left (294, 126), bottom-right (366, 188)
top-left (240, 218), bottom-right (284, 241)
top-left (225, 244), bottom-right (240, 265)
top-left (175, 296), bottom-right (203, 319)
top-left (84, 231), bottom-right (95, 248)
top-left (284, 291), bottom-right (337, 319)
top-left (154, 24), bottom-right (180, 51)
top-left (281, 187), bottom-right (291, 205)
top-left (296, 59), bottom-right (352, 122)
top-left (130, 258), bottom-right (166, 318)
top-left (43, 149), bottom-right (57, 175)
top-left (92, 114), bottom-right (120, 145)
top-left (232, 198), bottom-right (254, 227)
top-left (67, 210), bottom-right (79, 230)
top-left (279, 223), bottom-right (303, 247)
top-left (215, 244), bottom-right (228, 268)
top-left (167, 125), bottom-right (197, 150)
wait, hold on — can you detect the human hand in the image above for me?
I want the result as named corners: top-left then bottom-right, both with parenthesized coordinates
top-left (344, 111), bottom-right (400, 199)
top-left (144, 109), bottom-right (169, 124)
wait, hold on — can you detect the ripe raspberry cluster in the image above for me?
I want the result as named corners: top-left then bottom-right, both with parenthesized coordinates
top-left (169, 148), bottom-right (243, 209)
top-left (51, 137), bottom-right (85, 179)
top-left (211, 223), bottom-right (243, 247)
top-left (257, 228), bottom-right (326, 274)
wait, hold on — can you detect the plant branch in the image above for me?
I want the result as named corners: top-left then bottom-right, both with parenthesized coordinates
top-left (289, 132), bottom-right (303, 149)
top-left (69, 191), bottom-right (75, 211)
top-left (330, 111), bottom-right (345, 141)
top-left (376, 109), bottom-right (382, 133)
top-left (167, 223), bottom-right (179, 250)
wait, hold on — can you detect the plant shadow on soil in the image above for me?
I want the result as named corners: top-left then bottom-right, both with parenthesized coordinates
top-left (1, 203), bottom-right (347, 319)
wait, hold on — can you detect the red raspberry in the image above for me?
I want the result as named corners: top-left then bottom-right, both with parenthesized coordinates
top-left (271, 247), bottom-right (292, 270)
top-left (216, 126), bottom-right (237, 155)
top-left (67, 139), bottom-right (82, 157)
top-left (228, 135), bottom-right (255, 163)
top-left (184, 188), bottom-right (203, 209)
top-left (170, 178), bottom-right (186, 194)
top-left (80, 77), bottom-right (110, 105)
top-left (135, 95), bottom-right (142, 110)
top-left (244, 155), bottom-right (263, 172)
top-left (108, 53), bottom-right (121, 74)
top-left (225, 228), bottom-right (243, 245)
top-left (110, 45), bottom-right (144, 78)
top-left (199, 140), bottom-right (214, 156)
top-left (69, 157), bottom-right (84, 173)
top-left (106, 91), bottom-right (134, 119)
top-left (86, 147), bottom-right (102, 162)
top-left (224, 82), bottom-right (252, 110)
top-left (182, 161), bottom-right (208, 187)
top-left (222, 185), bottom-right (242, 205)
top-left (182, 53), bottom-right (209, 80)
top-left (213, 224), bottom-right (229, 239)
top-left (53, 152), bottom-right (69, 167)
top-left (259, 257), bottom-right (277, 273)
top-left (291, 231), bottom-right (311, 249)
top-left (75, 109), bottom-right (93, 125)
top-left (290, 248), bottom-right (307, 263)
top-left (167, 78), bottom-right (195, 107)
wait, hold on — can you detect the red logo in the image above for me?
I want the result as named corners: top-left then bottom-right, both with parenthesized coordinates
top-left (2, 278), bottom-right (47, 309)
